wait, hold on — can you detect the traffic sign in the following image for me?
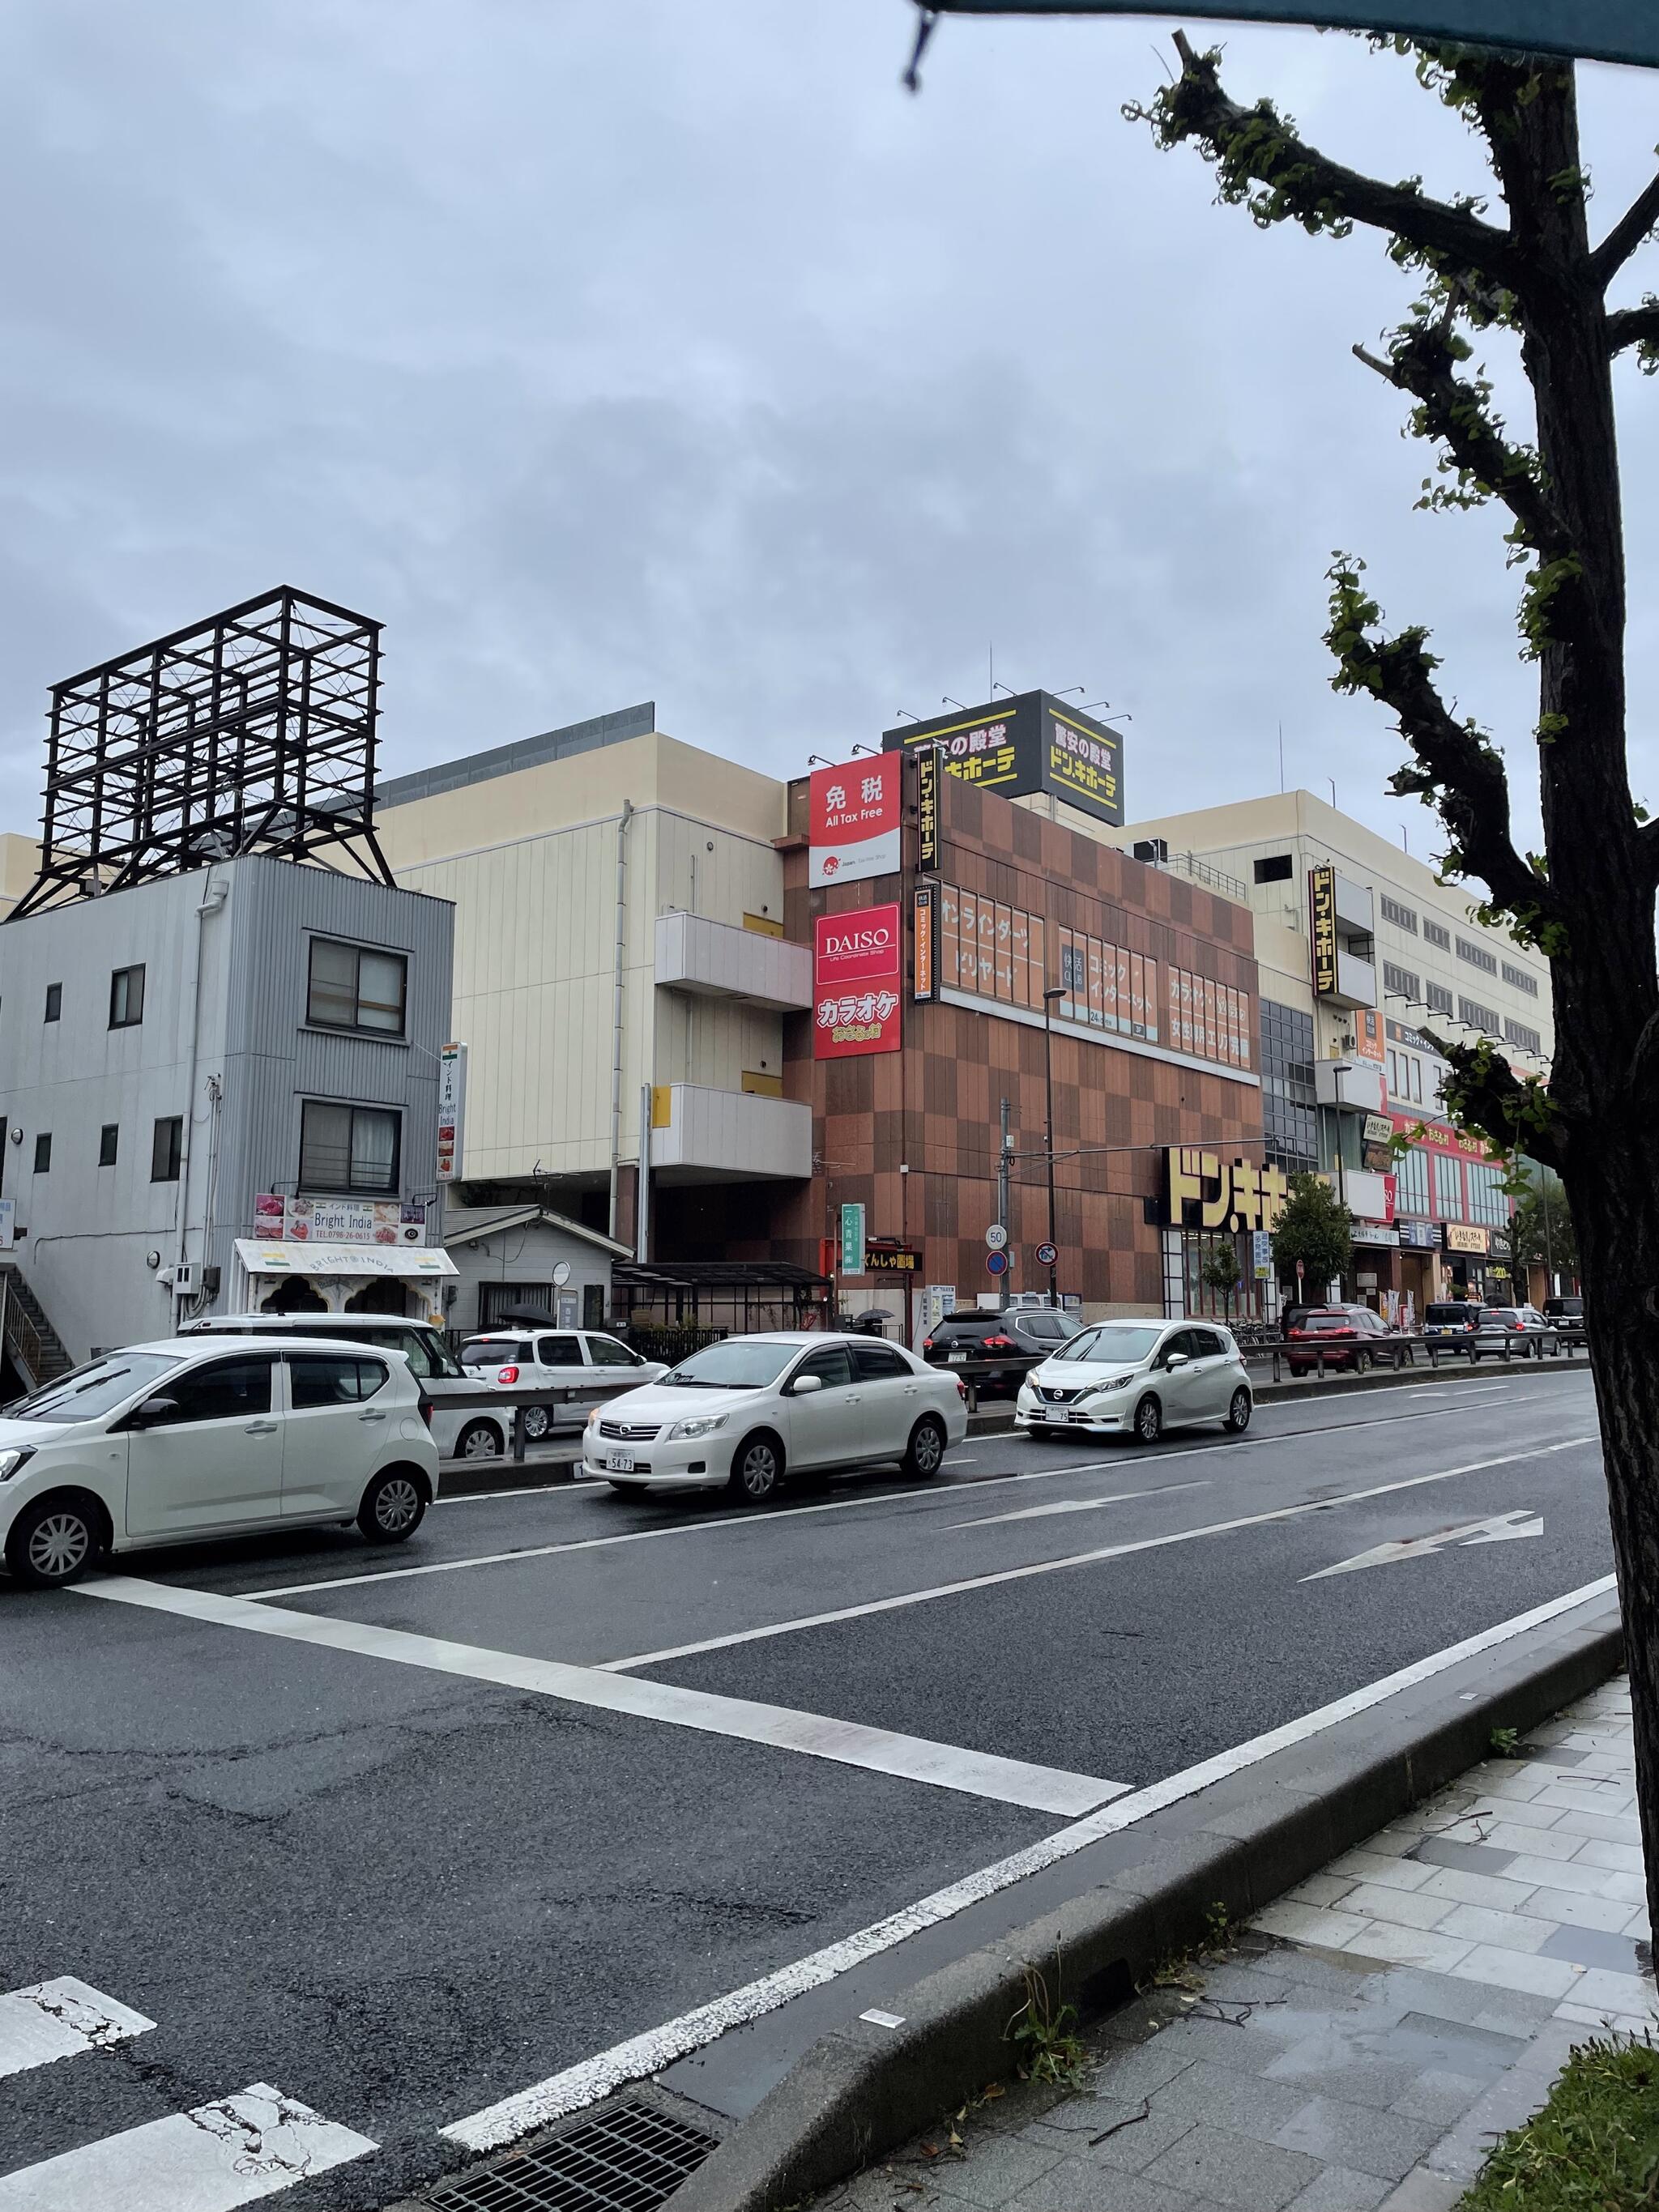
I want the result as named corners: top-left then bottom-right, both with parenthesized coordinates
top-left (985, 1223), bottom-right (1009, 1251)
top-left (986, 1249), bottom-right (1009, 1276)
top-left (1295, 1259), bottom-right (1306, 1282)
top-left (1035, 1241), bottom-right (1058, 1267)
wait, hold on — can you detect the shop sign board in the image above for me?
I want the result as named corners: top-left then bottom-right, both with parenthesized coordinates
top-left (1444, 1222), bottom-right (1491, 1255)
top-left (1351, 1221), bottom-right (1401, 1248)
top-left (1309, 865), bottom-right (1338, 998)
top-left (913, 884), bottom-right (936, 1003)
top-left (882, 691), bottom-right (1124, 828)
top-left (436, 1040), bottom-right (467, 1183)
top-left (1252, 1229), bottom-right (1273, 1281)
top-left (917, 747), bottom-right (940, 872)
top-left (839, 1202), bottom-right (867, 1276)
top-left (1363, 1113), bottom-right (1396, 1146)
top-left (1354, 1010), bottom-right (1384, 1062)
top-left (864, 1241), bottom-right (917, 1273)
top-left (1397, 1217), bottom-right (1439, 1249)
top-left (814, 906), bottom-right (902, 1058)
top-left (254, 1194), bottom-right (427, 1247)
top-left (1163, 1148), bottom-right (1290, 1233)
top-left (809, 756), bottom-right (902, 889)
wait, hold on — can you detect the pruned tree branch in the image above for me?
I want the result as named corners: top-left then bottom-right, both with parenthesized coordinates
top-left (1592, 165), bottom-right (1659, 289)
top-left (1135, 33), bottom-right (1527, 300)
top-left (1607, 299), bottom-right (1659, 364)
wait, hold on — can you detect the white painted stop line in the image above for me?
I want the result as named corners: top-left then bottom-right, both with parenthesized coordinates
top-left (0, 2084), bottom-right (377, 2210)
top-left (1303, 1509), bottom-right (1545, 1579)
top-left (0, 1977), bottom-right (154, 2079)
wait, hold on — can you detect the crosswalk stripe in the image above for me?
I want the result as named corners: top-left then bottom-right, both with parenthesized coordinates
top-left (0, 2082), bottom-right (377, 2210)
top-left (0, 1977), bottom-right (155, 2078)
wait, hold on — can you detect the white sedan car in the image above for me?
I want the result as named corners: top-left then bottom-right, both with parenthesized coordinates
top-left (583, 1332), bottom-right (968, 1502)
top-left (0, 1336), bottom-right (441, 1589)
top-left (460, 1328), bottom-right (668, 1437)
top-left (1016, 1319), bottom-right (1252, 1444)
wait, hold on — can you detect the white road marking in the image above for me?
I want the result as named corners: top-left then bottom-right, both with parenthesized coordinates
top-left (244, 1393), bottom-right (1591, 1601)
top-left (0, 2082), bottom-right (377, 2210)
top-left (69, 1579), bottom-right (1127, 1816)
top-left (1303, 1509), bottom-right (1545, 1580)
top-left (948, 1481), bottom-right (1209, 1530)
top-left (601, 1438), bottom-right (1593, 1672)
top-left (0, 1977), bottom-right (154, 2078)
top-left (440, 1572), bottom-right (1618, 2151)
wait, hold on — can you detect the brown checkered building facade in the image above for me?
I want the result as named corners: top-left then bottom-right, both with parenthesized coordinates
top-left (747, 761), bottom-right (1266, 1315)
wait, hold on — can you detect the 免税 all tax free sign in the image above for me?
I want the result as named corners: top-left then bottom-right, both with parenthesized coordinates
top-left (924, 3), bottom-right (1659, 70)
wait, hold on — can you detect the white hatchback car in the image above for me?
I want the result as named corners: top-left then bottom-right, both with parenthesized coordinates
top-left (0, 1336), bottom-right (441, 1589)
top-left (1016, 1319), bottom-right (1252, 1444)
top-left (583, 1332), bottom-right (968, 1502)
top-left (460, 1328), bottom-right (668, 1438)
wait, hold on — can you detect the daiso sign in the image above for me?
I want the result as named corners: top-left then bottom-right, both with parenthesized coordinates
top-left (814, 904), bottom-right (902, 1059)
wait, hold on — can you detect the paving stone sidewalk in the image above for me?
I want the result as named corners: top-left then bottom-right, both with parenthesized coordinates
top-left (818, 1677), bottom-right (1654, 2212)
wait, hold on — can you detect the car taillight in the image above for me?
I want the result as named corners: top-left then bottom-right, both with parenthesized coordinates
top-left (1288, 1327), bottom-right (1309, 1338)
top-left (922, 1338), bottom-right (936, 1351)
top-left (954, 1376), bottom-right (967, 1400)
top-left (499, 1364), bottom-right (520, 1384)
top-left (417, 1397), bottom-right (434, 1428)
top-left (985, 1335), bottom-right (1014, 1350)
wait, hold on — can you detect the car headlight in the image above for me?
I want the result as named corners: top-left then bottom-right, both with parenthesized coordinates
top-left (666, 1413), bottom-right (728, 1441)
top-left (0, 1447), bottom-right (34, 1481)
top-left (586, 1408), bottom-right (602, 1429)
top-left (1080, 1378), bottom-right (1132, 1402)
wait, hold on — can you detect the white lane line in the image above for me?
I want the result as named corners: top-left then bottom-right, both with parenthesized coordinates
top-left (0, 2082), bottom-right (377, 2210)
top-left (949, 1481), bottom-right (1209, 1531)
top-left (68, 1579), bottom-right (1127, 1817)
top-left (0, 1977), bottom-right (154, 2078)
top-left (441, 1571), bottom-right (1619, 2151)
top-left (600, 1438), bottom-right (1595, 1673)
top-left (244, 1394), bottom-right (1589, 1601)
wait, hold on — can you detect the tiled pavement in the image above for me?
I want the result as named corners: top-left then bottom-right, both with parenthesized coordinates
top-left (817, 1677), bottom-right (1654, 2212)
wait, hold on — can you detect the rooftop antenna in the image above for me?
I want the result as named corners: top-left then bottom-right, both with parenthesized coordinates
top-left (1277, 719), bottom-right (1285, 795)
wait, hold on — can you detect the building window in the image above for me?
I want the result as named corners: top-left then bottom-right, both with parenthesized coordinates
top-left (108, 964), bottom-right (146, 1029)
top-left (1253, 854), bottom-right (1294, 884)
top-left (1380, 895), bottom-right (1417, 933)
top-left (1422, 919), bottom-right (1451, 951)
top-left (307, 939), bottom-right (407, 1036)
top-left (1382, 961), bottom-right (1419, 1003)
top-left (43, 983), bottom-right (61, 1023)
top-left (32, 1133), bottom-right (51, 1174)
top-left (1502, 961), bottom-right (1540, 997)
top-left (1467, 1160), bottom-right (1510, 1228)
top-left (98, 1124), bottom-right (118, 1167)
top-left (1460, 996), bottom-right (1500, 1034)
top-left (151, 1116), bottom-right (182, 1182)
top-left (1393, 1146), bottom-right (1431, 1216)
top-left (1426, 982), bottom-right (1454, 1016)
top-left (299, 1101), bottom-right (401, 1195)
top-left (1258, 999), bottom-right (1318, 1177)
top-left (1504, 1017), bottom-right (1543, 1055)
top-left (1431, 1152), bottom-right (1462, 1221)
top-left (1456, 936), bottom-right (1499, 975)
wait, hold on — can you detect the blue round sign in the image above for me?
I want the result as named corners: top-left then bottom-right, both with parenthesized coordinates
top-left (985, 1249), bottom-right (1009, 1276)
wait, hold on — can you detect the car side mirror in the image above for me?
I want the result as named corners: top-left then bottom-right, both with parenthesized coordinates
top-left (128, 1395), bottom-right (179, 1430)
top-left (791, 1374), bottom-right (824, 1395)
top-left (1164, 1352), bottom-right (1190, 1370)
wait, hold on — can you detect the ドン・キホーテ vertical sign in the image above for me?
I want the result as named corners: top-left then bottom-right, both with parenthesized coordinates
top-left (814, 905), bottom-right (902, 1057)
top-left (809, 755), bottom-right (902, 889)
top-left (1309, 866), bottom-right (1338, 998)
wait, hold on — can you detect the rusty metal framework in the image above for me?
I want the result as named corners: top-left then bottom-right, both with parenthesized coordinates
top-left (11, 586), bottom-right (394, 919)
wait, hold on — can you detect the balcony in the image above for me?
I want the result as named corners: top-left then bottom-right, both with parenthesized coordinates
top-left (649, 1083), bottom-right (812, 1183)
top-left (655, 911), bottom-right (812, 1012)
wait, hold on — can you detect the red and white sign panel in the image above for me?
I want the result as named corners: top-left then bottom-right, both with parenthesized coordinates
top-left (809, 756), bottom-right (902, 889)
top-left (814, 905), bottom-right (902, 1059)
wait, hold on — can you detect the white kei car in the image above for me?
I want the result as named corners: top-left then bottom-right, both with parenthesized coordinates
top-left (583, 1332), bottom-right (969, 1502)
top-left (1016, 1319), bottom-right (1253, 1444)
top-left (0, 1336), bottom-right (441, 1589)
top-left (460, 1328), bottom-right (668, 1438)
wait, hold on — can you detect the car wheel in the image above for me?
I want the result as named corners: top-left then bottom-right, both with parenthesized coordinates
top-left (903, 1415), bottom-right (947, 1481)
top-left (1354, 1349), bottom-right (1372, 1375)
top-left (357, 1468), bottom-right (427, 1544)
top-left (456, 1420), bottom-right (503, 1461)
top-left (1133, 1394), bottom-right (1162, 1445)
top-left (522, 1404), bottom-right (552, 1441)
top-left (728, 1431), bottom-right (784, 1504)
top-left (4, 1494), bottom-right (104, 1588)
top-left (1225, 1388), bottom-right (1252, 1434)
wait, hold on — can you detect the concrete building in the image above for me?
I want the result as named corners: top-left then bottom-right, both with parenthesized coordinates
top-left (0, 856), bottom-right (454, 1370)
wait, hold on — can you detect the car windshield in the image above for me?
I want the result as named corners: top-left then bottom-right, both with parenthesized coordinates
top-left (664, 1340), bottom-right (800, 1388)
top-left (461, 1338), bottom-right (529, 1365)
top-left (1301, 1314), bottom-right (1354, 1332)
top-left (1054, 1324), bottom-right (1161, 1365)
top-left (5, 1351), bottom-right (184, 1424)
top-left (1427, 1305), bottom-right (1476, 1324)
top-left (1545, 1298), bottom-right (1582, 1315)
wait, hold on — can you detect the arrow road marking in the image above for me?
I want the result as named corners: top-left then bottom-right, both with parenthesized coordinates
top-left (949, 1481), bottom-right (1209, 1530)
top-left (1303, 1508), bottom-right (1543, 1579)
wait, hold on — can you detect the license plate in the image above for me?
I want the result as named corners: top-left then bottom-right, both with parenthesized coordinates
top-left (949, 1351), bottom-right (970, 1364)
top-left (606, 1453), bottom-right (637, 1473)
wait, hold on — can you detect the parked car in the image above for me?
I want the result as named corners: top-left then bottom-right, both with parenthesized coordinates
top-left (0, 1336), bottom-right (441, 1589)
top-left (582, 1332), bottom-right (968, 1502)
top-left (458, 1329), bottom-right (668, 1437)
top-left (918, 1308), bottom-right (1081, 1394)
top-left (1285, 1305), bottom-right (1408, 1375)
top-left (1471, 1305), bottom-right (1554, 1358)
top-left (182, 1311), bottom-right (512, 1464)
top-left (1016, 1319), bottom-right (1252, 1443)
top-left (1542, 1295), bottom-right (1586, 1343)
top-left (1423, 1300), bottom-right (1490, 1349)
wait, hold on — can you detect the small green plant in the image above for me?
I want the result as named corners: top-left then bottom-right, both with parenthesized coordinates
top-left (1204, 1901), bottom-right (1235, 1949)
top-left (1007, 1963), bottom-right (1089, 2088)
top-left (1489, 1725), bottom-right (1523, 1759)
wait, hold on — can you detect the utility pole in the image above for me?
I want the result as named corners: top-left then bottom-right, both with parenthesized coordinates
top-left (1043, 986), bottom-right (1065, 1308)
top-left (997, 1099), bottom-right (1011, 1314)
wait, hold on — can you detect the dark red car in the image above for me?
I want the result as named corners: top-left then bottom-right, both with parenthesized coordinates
top-left (1286, 1304), bottom-right (1405, 1375)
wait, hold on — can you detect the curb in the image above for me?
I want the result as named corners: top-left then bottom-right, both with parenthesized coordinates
top-left (663, 1596), bottom-right (1623, 2212)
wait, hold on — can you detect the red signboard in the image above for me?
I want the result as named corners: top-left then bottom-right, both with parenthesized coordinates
top-left (809, 756), bottom-right (902, 889)
top-left (814, 904), bottom-right (902, 1058)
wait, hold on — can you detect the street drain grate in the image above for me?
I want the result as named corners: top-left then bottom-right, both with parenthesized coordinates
top-left (423, 2099), bottom-right (719, 2212)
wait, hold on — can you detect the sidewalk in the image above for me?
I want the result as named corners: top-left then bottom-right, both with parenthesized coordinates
top-left (817, 1677), bottom-right (1653, 2212)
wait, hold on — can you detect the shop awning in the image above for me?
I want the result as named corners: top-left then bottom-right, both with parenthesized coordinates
top-left (233, 1239), bottom-right (458, 1280)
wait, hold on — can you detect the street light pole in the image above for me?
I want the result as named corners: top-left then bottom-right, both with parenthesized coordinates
top-left (1043, 985), bottom-right (1065, 1310)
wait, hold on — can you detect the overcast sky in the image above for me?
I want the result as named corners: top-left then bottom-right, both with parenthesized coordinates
top-left (4, 2), bottom-right (1657, 866)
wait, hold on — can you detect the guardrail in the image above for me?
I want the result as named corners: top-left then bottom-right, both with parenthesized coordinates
top-left (436, 1380), bottom-right (642, 1464)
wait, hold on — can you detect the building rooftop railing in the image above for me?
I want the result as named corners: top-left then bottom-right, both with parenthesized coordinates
top-left (1143, 848), bottom-right (1249, 904)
